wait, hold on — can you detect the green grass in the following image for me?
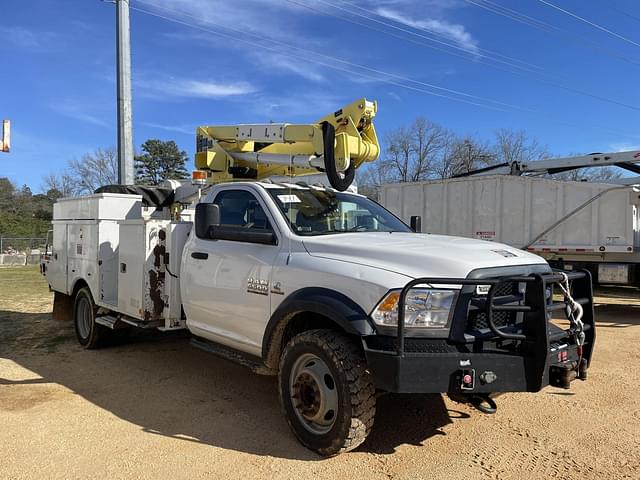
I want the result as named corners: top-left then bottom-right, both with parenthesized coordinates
top-left (0, 266), bottom-right (52, 311)
top-left (0, 266), bottom-right (69, 354)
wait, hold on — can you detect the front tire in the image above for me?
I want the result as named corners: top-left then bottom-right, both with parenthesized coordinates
top-left (73, 287), bottom-right (107, 349)
top-left (278, 329), bottom-right (376, 456)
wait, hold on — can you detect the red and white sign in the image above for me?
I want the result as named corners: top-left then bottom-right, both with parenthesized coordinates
top-left (475, 231), bottom-right (496, 241)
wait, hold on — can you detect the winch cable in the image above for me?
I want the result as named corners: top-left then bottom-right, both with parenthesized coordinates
top-left (557, 272), bottom-right (585, 360)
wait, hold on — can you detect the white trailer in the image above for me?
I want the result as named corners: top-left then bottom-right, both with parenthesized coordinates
top-left (380, 175), bottom-right (640, 284)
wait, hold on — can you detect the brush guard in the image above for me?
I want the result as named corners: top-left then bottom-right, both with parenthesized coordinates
top-left (364, 270), bottom-right (595, 394)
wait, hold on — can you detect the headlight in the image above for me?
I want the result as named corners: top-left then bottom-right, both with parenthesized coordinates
top-left (371, 288), bottom-right (457, 333)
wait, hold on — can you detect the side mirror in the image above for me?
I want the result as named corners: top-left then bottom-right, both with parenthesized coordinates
top-left (195, 203), bottom-right (221, 239)
top-left (410, 215), bottom-right (422, 233)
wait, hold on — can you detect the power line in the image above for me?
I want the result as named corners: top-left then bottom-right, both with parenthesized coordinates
top-left (311, 0), bottom-right (546, 73)
top-left (131, 0), bottom-right (521, 112)
top-left (604, 4), bottom-right (640, 24)
top-left (463, 0), bottom-right (640, 66)
top-left (290, 0), bottom-right (640, 113)
top-left (343, 0), bottom-right (546, 72)
top-left (288, 0), bottom-right (540, 79)
top-left (537, 0), bottom-right (640, 48)
top-left (129, 1), bottom-right (640, 139)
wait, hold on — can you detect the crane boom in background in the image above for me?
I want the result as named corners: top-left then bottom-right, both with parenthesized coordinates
top-left (455, 149), bottom-right (640, 185)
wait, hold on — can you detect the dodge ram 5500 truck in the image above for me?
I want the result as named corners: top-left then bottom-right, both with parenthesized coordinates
top-left (43, 180), bottom-right (595, 456)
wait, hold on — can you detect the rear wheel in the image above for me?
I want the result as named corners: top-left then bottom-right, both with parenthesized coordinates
top-left (73, 287), bottom-right (107, 349)
top-left (278, 329), bottom-right (376, 456)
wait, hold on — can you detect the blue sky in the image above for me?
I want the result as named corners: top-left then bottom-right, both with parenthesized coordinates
top-left (2, 0), bottom-right (640, 190)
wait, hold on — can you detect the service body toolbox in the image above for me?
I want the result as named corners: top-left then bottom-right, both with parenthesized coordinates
top-left (46, 192), bottom-right (189, 330)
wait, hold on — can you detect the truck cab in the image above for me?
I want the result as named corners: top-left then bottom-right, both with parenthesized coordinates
top-left (178, 181), bottom-right (595, 454)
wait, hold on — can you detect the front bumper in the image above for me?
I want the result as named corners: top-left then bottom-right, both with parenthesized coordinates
top-left (363, 270), bottom-right (595, 394)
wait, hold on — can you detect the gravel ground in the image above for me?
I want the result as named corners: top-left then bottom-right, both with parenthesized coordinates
top-left (1, 267), bottom-right (639, 479)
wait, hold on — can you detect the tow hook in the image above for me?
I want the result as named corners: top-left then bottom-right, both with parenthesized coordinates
top-left (450, 393), bottom-right (498, 414)
top-left (468, 394), bottom-right (497, 414)
top-left (550, 358), bottom-right (589, 389)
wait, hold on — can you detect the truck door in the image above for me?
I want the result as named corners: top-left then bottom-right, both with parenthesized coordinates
top-left (182, 188), bottom-right (281, 356)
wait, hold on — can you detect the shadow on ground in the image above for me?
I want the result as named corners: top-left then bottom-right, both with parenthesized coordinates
top-left (0, 309), bottom-right (463, 460)
top-left (592, 304), bottom-right (640, 327)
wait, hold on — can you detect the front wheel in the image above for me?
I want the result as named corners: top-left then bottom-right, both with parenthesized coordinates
top-left (278, 329), bottom-right (376, 456)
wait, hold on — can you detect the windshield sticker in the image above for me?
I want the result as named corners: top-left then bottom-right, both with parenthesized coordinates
top-left (277, 194), bottom-right (301, 204)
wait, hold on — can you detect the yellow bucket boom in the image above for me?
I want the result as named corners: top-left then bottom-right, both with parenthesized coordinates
top-left (195, 98), bottom-right (379, 191)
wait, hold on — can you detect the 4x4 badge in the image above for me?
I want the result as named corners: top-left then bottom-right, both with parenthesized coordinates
top-left (270, 281), bottom-right (284, 295)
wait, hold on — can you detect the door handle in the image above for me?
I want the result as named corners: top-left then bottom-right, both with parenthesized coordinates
top-left (191, 252), bottom-right (209, 260)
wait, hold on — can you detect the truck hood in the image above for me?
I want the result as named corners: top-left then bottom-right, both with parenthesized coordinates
top-left (301, 232), bottom-right (548, 279)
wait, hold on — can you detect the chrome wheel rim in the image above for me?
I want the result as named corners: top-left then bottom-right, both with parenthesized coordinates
top-left (289, 353), bottom-right (339, 435)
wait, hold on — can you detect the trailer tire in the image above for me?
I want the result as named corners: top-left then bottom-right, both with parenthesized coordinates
top-left (278, 329), bottom-right (375, 456)
top-left (73, 287), bottom-right (106, 349)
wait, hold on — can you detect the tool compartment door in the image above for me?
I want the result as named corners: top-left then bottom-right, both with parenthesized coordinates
top-left (98, 221), bottom-right (120, 308)
top-left (47, 222), bottom-right (68, 293)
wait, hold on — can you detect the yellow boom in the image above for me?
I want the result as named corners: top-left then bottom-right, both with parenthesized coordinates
top-left (194, 98), bottom-right (379, 191)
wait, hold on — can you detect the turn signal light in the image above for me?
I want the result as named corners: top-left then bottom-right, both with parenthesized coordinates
top-left (192, 170), bottom-right (207, 185)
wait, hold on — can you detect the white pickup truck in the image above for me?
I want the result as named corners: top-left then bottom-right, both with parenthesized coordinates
top-left (42, 180), bottom-right (595, 456)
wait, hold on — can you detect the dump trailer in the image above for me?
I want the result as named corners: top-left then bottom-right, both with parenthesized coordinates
top-left (42, 99), bottom-right (595, 456)
top-left (381, 175), bottom-right (640, 285)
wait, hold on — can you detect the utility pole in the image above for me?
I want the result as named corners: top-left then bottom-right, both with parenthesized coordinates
top-left (116, 0), bottom-right (134, 184)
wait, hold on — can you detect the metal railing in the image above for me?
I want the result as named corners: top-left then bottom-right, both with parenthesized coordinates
top-left (396, 270), bottom-right (595, 359)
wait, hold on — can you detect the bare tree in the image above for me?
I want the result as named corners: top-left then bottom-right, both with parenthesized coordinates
top-left (382, 117), bottom-right (449, 183)
top-left (493, 129), bottom-right (548, 166)
top-left (411, 118), bottom-right (449, 181)
top-left (431, 135), bottom-right (493, 178)
top-left (69, 147), bottom-right (118, 194)
top-left (42, 172), bottom-right (78, 197)
top-left (357, 161), bottom-right (397, 200)
top-left (384, 126), bottom-right (412, 183)
top-left (42, 147), bottom-right (118, 197)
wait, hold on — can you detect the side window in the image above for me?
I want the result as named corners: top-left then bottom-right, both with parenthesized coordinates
top-left (213, 190), bottom-right (273, 230)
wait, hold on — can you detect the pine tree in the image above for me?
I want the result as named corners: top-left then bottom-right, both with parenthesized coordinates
top-left (134, 139), bottom-right (189, 185)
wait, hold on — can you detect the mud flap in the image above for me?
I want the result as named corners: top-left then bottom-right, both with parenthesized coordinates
top-left (52, 291), bottom-right (73, 321)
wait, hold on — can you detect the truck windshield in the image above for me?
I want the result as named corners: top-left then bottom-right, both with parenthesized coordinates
top-left (267, 187), bottom-right (411, 236)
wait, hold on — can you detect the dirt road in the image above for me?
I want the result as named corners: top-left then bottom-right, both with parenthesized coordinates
top-left (1, 267), bottom-right (639, 479)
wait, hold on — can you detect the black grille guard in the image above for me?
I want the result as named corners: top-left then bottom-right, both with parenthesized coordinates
top-left (396, 270), bottom-right (596, 385)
